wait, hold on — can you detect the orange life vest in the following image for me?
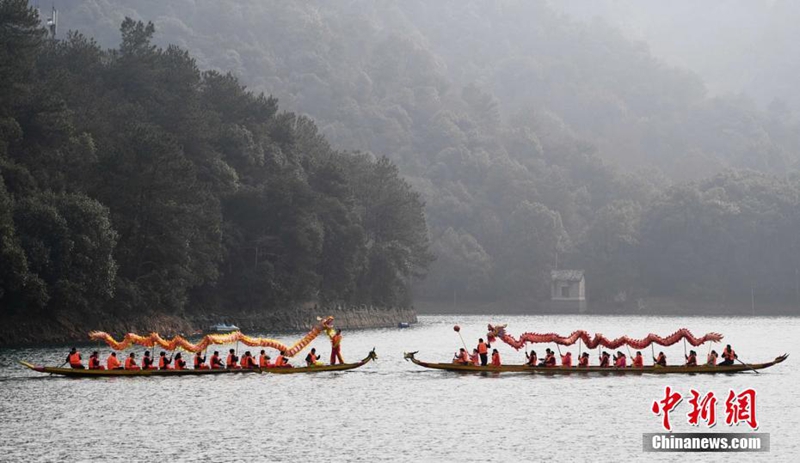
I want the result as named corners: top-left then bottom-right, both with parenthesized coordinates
top-left (275, 355), bottom-right (286, 367)
top-left (259, 354), bottom-right (270, 368)
top-left (107, 355), bottom-right (121, 369)
top-left (527, 354), bottom-right (537, 366)
top-left (561, 354), bottom-right (572, 367)
top-left (707, 353), bottom-right (718, 365)
top-left (227, 354), bottom-right (238, 367)
top-left (88, 356), bottom-right (101, 369)
top-left (68, 352), bottom-right (82, 366)
top-left (723, 349), bottom-right (736, 361)
top-left (125, 357), bottom-right (139, 369)
top-left (471, 353), bottom-right (480, 365)
top-left (477, 342), bottom-right (488, 354)
top-left (633, 355), bottom-right (643, 367)
top-left (159, 356), bottom-right (170, 369)
top-left (174, 358), bottom-right (185, 370)
top-left (491, 352), bottom-right (501, 366)
top-left (307, 353), bottom-right (318, 365)
top-left (210, 354), bottom-right (221, 368)
top-left (599, 355), bottom-right (610, 367)
top-left (578, 356), bottom-right (589, 367)
top-left (686, 354), bottom-right (697, 366)
top-left (656, 354), bottom-right (666, 366)
top-left (142, 356), bottom-right (153, 369)
top-left (545, 353), bottom-right (556, 366)
top-left (194, 354), bottom-right (205, 368)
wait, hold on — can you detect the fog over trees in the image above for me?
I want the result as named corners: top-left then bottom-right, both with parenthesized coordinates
top-left (3, 0), bottom-right (800, 319)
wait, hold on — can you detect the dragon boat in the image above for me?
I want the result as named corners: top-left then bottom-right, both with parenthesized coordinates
top-left (404, 351), bottom-right (787, 375)
top-left (20, 350), bottom-right (377, 378)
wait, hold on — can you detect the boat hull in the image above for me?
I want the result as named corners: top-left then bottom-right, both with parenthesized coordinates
top-left (404, 352), bottom-right (788, 374)
top-left (20, 350), bottom-right (376, 377)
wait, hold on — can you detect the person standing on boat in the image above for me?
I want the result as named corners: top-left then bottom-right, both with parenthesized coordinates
top-left (88, 351), bottom-right (104, 370)
top-left (194, 352), bottom-right (207, 369)
top-left (306, 348), bottom-right (321, 366)
top-left (66, 347), bottom-right (84, 369)
top-left (227, 349), bottom-right (240, 369)
top-left (125, 353), bottom-right (140, 370)
top-left (490, 348), bottom-right (501, 366)
top-left (330, 329), bottom-right (344, 365)
top-left (158, 351), bottom-right (173, 370)
top-left (561, 351), bottom-right (573, 367)
top-left (578, 352), bottom-right (590, 367)
top-left (685, 350), bottom-right (698, 366)
top-left (174, 353), bottom-right (186, 370)
top-left (720, 345), bottom-right (737, 366)
top-left (106, 352), bottom-right (122, 370)
top-left (210, 351), bottom-right (224, 369)
top-left (526, 350), bottom-right (538, 366)
top-left (259, 350), bottom-right (272, 368)
top-left (476, 338), bottom-right (490, 366)
top-left (142, 351), bottom-right (156, 369)
top-left (632, 351), bottom-right (644, 368)
top-left (654, 351), bottom-right (667, 366)
top-left (470, 348), bottom-right (481, 366)
top-left (707, 350), bottom-right (718, 366)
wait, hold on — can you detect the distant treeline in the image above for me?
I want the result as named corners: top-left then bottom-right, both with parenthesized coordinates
top-left (0, 1), bottom-right (432, 321)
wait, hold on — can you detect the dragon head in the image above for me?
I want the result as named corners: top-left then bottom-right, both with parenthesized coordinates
top-left (487, 324), bottom-right (507, 344)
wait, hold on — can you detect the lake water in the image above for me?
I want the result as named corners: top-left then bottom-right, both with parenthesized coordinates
top-left (0, 314), bottom-right (797, 462)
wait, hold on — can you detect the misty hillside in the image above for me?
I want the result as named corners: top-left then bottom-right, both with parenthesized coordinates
top-left (4, 0), bottom-right (800, 318)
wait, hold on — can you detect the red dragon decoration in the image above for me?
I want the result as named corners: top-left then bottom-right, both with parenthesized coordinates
top-left (486, 324), bottom-right (722, 350)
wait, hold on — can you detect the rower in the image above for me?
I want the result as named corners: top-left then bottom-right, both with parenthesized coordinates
top-left (158, 351), bottom-right (173, 370)
top-left (245, 351), bottom-right (258, 369)
top-left (632, 351), bottom-right (644, 368)
top-left (453, 348), bottom-right (470, 365)
top-left (477, 338), bottom-right (490, 366)
top-left (88, 351), bottom-right (104, 370)
top-left (125, 353), bottom-right (140, 370)
top-left (194, 352), bottom-right (207, 369)
top-left (599, 351), bottom-right (610, 367)
top-left (685, 350), bottom-right (698, 367)
top-left (330, 329), bottom-right (344, 365)
top-left (578, 352), bottom-right (589, 367)
top-left (239, 351), bottom-right (253, 369)
top-left (274, 351), bottom-right (291, 368)
top-left (539, 348), bottom-right (556, 367)
top-left (470, 349), bottom-right (480, 366)
top-left (66, 347), bottom-right (84, 369)
top-left (707, 350), bottom-right (718, 366)
top-left (526, 350), bottom-right (538, 367)
top-left (561, 351), bottom-right (572, 367)
top-left (142, 351), bottom-right (155, 370)
top-left (106, 352), bottom-right (122, 370)
top-left (226, 349), bottom-right (240, 369)
top-left (654, 351), bottom-right (667, 367)
top-left (720, 344), bottom-right (737, 366)
top-left (491, 348), bottom-right (501, 366)
top-left (210, 351), bottom-right (224, 369)
top-left (259, 350), bottom-right (271, 368)
top-left (306, 348), bottom-right (320, 366)
top-left (614, 352), bottom-right (627, 368)
top-left (174, 353), bottom-right (186, 370)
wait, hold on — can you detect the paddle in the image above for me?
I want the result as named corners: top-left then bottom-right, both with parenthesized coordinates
top-left (736, 357), bottom-right (760, 374)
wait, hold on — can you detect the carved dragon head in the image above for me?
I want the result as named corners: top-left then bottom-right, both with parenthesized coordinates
top-left (487, 324), bottom-right (507, 344)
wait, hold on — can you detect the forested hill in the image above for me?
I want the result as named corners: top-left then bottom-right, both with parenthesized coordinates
top-left (0, 0), bottom-right (432, 330)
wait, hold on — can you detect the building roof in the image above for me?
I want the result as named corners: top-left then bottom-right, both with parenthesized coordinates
top-left (551, 269), bottom-right (584, 282)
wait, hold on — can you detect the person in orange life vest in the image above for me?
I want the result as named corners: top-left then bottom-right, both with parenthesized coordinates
top-left (578, 352), bottom-right (590, 367)
top-left (259, 350), bottom-right (272, 368)
top-left (526, 350), bottom-right (538, 367)
top-left (490, 349), bottom-right (501, 366)
top-left (158, 351), bottom-right (173, 370)
top-left (719, 344), bottom-right (737, 366)
top-left (106, 352), bottom-right (122, 370)
top-left (274, 351), bottom-right (292, 368)
top-left (306, 348), bottom-right (321, 366)
top-left (632, 351), bottom-right (644, 368)
top-left (141, 351), bottom-right (156, 370)
top-left (561, 351), bottom-right (572, 367)
top-left (685, 350), bottom-right (698, 367)
top-left (244, 351), bottom-right (260, 369)
top-left (66, 347), bottom-right (84, 369)
top-left (226, 349), bottom-right (240, 369)
top-left (476, 338), bottom-right (490, 366)
top-left (173, 353), bottom-right (186, 370)
top-left (125, 353), bottom-right (140, 370)
top-left (330, 329), bottom-right (344, 365)
top-left (614, 352), bottom-right (626, 367)
top-left (654, 351), bottom-right (667, 367)
top-left (707, 350), bottom-right (718, 366)
top-left (599, 351), bottom-right (610, 367)
top-left (210, 351), bottom-right (224, 369)
top-left (452, 348), bottom-right (470, 365)
top-left (88, 351), bottom-right (104, 370)
top-left (539, 349), bottom-right (556, 367)
top-left (470, 349), bottom-right (480, 366)
top-left (194, 352), bottom-right (207, 369)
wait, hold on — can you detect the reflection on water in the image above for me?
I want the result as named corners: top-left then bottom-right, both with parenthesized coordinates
top-left (0, 315), bottom-right (797, 462)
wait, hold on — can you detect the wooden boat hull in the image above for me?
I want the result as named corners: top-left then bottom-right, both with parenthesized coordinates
top-left (404, 352), bottom-right (787, 374)
top-left (20, 350), bottom-right (376, 377)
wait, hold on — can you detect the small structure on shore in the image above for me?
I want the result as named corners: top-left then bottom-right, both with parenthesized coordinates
top-left (549, 270), bottom-right (587, 313)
